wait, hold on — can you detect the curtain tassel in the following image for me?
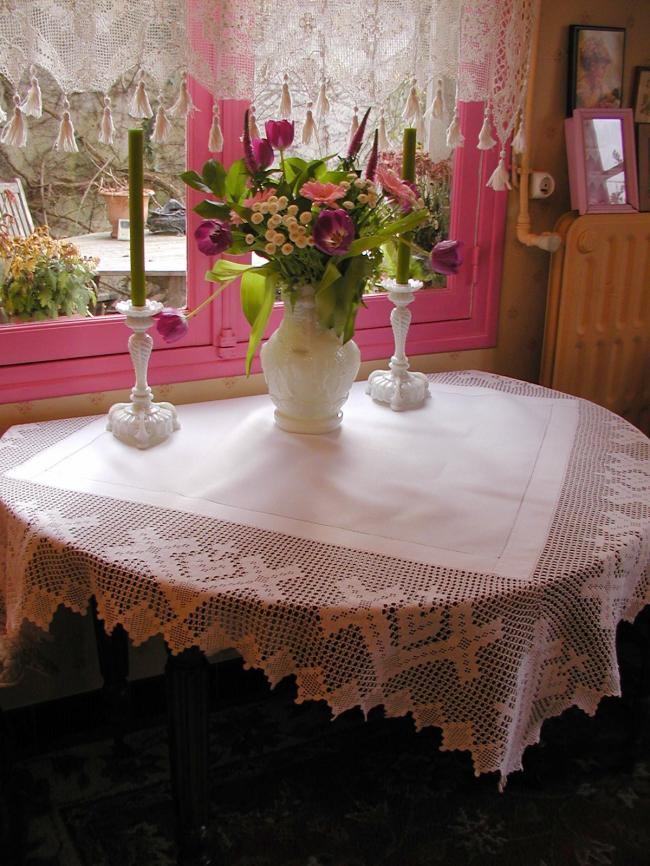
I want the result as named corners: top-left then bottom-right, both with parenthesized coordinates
top-left (208, 102), bottom-right (223, 152)
top-left (1, 94), bottom-right (27, 148)
top-left (512, 112), bottom-right (526, 154)
top-left (486, 149), bottom-right (512, 191)
top-left (446, 104), bottom-right (464, 149)
top-left (129, 73), bottom-right (153, 119)
top-left (248, 106), bottom-right (260, 139)
top-left (415, 103), bottom-right (425, 143)
top-left (22, 67), bottom-right (42, 118)
top-left (478, 107), bottom-right (497, 150)
top-left (169, 72), bottom-right (195, 118)
top-left (402, 77), bottom-right (419, 123)
top-left (98, 95), bottom-right (115, 145)
top-left (279, 73), bottom-right (292, 119)
top-left (432, 79), bottom-right (444, 118)
top-left (378, 108), bottom-right (390, 151)
top-left (55, 98), bottom-right (78, 153)
top-left (152, 103), bottom-right (172, 144)
top-left (302, 101), bottom-right (316, 145)
top-left (315, 79), bottom-right (330, 119)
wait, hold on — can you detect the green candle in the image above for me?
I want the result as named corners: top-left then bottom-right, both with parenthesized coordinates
top-left (396, 126), bottom-right (417, 285)
top-left (128, 128), bottom-right (146, 307)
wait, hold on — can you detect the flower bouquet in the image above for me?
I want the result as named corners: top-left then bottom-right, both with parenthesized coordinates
top-left (174, 110), bottom-right (428, 432)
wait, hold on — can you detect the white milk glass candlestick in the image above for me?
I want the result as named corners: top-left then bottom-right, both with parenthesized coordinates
top-left (107, 299), bottom-right (180, 448)
top-left (366, 278), bottom-right (430, 411)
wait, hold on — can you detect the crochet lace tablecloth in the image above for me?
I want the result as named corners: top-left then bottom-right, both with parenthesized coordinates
top-left (1, 371), bottom-right (649, 784)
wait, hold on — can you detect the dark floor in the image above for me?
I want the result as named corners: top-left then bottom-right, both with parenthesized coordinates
top-left (2, 610), bottom-right (650, 866)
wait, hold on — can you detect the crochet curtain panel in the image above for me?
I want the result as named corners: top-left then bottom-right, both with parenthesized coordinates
top-left (0, 0), bottom-right (538, 168)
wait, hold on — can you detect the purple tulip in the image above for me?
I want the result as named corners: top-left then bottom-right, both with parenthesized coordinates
top-left (347, 107), bottom-right (371, 160)
top-left (430, 239), bottom-right (464, 276)
top-left (265, 119), bottom-right (294, 150)
top-left (312, 208), bottom-right (355, 256)
top-left (194, 219), bottom-right (232, 255)
top-left (252, 137), bottom-right (274, 169)
top-left (155, 308), bottom-right (189, 343)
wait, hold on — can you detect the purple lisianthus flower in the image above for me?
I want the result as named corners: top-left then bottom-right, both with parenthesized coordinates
top-left (155, 308), bottom-right (189, 343)
top-left (252, 137), bottom-right (274, 169)
top-left (194, 219), bottom-right (232, 256)
top-left (312, 208), bottom-right (355, 256)
top-left (430, 239), bottom-right (464, 275)
top-left (265, 119), bottom-right (294, 150)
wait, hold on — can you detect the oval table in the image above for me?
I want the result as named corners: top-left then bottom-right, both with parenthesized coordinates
top-left (1, 371), bottom-right (649, 863)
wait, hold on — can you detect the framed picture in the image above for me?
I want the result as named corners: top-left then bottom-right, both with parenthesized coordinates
top-left (568, 25), bottom-right (625, 114)
top-left (638, 124), bottom-right (650, 211)
top-left (565, 108), bottom-right (639, 214)
top-left (632, 67), bottom-right (650, 123)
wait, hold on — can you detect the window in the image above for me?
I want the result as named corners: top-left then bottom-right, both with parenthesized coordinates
top-left (0, 81), bottom-right (507, 403)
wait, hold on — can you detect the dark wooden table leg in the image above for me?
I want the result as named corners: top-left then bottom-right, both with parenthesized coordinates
top-left (165, 646), bottom-right (215, 866)
top-left (90, 597), bottom-right (131, 750)
top-left (0, 707), bottom-right (22, 865)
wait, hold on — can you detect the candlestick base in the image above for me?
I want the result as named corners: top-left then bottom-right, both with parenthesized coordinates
top-left (366, 278), bottom-right (430, 411)
top-left (107, 300), bottom-right (180, 449)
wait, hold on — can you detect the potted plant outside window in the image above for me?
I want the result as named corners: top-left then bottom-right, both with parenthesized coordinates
top-left (0, 226), bottom-right (97, 321)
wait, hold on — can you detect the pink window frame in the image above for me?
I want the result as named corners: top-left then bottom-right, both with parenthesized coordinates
top-left (0, 81), bottom-right (506, 404)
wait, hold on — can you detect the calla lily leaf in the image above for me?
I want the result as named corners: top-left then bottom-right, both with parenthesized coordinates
top-left (241, 265), bottom-right (279, 374)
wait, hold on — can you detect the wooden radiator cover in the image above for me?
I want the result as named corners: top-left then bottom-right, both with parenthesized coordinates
top-left (541, 212), bottom-right (650, 436)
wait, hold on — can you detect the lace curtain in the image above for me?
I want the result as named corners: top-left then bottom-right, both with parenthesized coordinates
top-left (0, 0), bottom-right (538, 187)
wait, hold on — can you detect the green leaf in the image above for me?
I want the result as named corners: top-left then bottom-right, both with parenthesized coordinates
top-left (202, 160), bottom-right (227, 197)
top-left (317, 169), bottom-right (350, 185)
top-left (205, 259), bottom-right (254, 288)
top-left (330, 255), bottom-right (373, 336)
top-left (343, 210), bottom-right (428, 259)
top-left (225, 159), bottom-right (249, 202)
top-left (283, 157), bottom-right (308, 186)
top-left (194, 200), bottom-right (231, 220)
top-left (180, 170), bottom-right (212, 194)
top-left (227, 237), bottom-right (254, 255)
top-left (240, 265), bottom-right (279, 375)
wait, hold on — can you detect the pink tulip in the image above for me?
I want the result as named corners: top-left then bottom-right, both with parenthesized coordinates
top-left (252, 137), bottom-right (274, 169)
top-left (155, 308), bottom-right (189, 343)
top-left (430, 239), bottom-right (464, 275)
top-left (194, 219), bottom-right (232, 255)
top-left (265, 119), bottom-right (295, 150)
top-left (312, 208), bottom-right (355, 256)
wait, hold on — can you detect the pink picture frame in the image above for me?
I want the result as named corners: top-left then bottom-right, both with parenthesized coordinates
top-left (565, 108), bottom-right (639, 214)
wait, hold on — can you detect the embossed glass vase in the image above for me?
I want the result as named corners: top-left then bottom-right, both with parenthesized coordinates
top-left (260, 286), bottom-right (361, 434)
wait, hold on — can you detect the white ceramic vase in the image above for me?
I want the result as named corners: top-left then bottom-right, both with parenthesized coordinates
top-left (261, 286), bottom-right (361, 434)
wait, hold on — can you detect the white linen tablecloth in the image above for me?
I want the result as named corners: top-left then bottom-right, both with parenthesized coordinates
top-left (1, 371), bottom-right (649, 784)
top-left (7, 381), bottom-right (578, 579)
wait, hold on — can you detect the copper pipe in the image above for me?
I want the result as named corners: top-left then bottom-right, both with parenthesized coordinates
top-left (516, 0), bottom-right (562, 253)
